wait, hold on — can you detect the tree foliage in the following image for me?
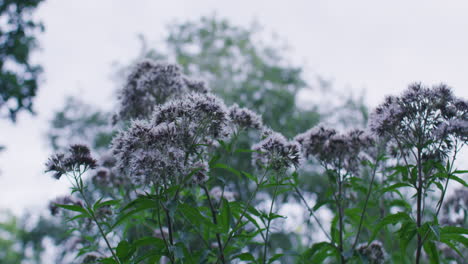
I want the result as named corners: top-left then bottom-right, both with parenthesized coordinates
top-left (0, 0), bottom-right (44, 122)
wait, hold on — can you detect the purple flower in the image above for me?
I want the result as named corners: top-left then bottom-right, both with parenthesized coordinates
top-left (295, 126), bottom-right (374, 174)
top-left (45, 144), bottom-right (97, 179)
top-left (252, 132), bottom-right (303, 171)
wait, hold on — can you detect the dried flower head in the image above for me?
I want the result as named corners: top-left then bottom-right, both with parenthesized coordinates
top-left (45, 144), bottom-right (97, 179)
top-left (356, 240), bottom-right (387, 264)
top-left (228, 103), bottom-right (263, 130)
top-left (252, 132), bottom-right (303, 171)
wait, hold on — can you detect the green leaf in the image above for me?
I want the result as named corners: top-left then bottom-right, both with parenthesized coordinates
top-left (112, 201), bottom-right (156, 229)
top-left (133, 237), bottom-right (165, 249)
top-left (116, 240), bottom-right (133, 261)
top-left (211, 163), bottom-right (240, 177)
top-left (267, 253), bottom-right (284, 263)
top-left (219, 199), bottom-right (231, 233)
top-left (242, 171), bottom-right (257, 184)
top-left (423, 240), bottom-right (439, 264)
top-left (233, 252), bottom-right (256, 262)
top-left (303, 242), bottom-right (339, 263)
top-left (100, 257), bottom-right (119, 264)
top-left (94, 199), bottom-right (120, 211)
top-left (440, 226), bottom-right (468, 235)
top-left (179, 203), bottom-right (215, 230)
top-left (380, 183), bottom-right (413, 195)
top-left (55, 204), bottom-right (90, 217)
top-left (370, 212), bottom-right (412, 241)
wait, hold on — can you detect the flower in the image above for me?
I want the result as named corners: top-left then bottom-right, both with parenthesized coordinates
top-left (369, 83), bottom-right (467, 159)
top-left (112, 93), bottom-right (231, 186)
top-left (252, 132), bottom-right (302, 171)
top-left (228, 103), bottom-right (263, 130)
top-left (116, 60), bottom-right (186, 121)
top-left (295, 126), bottom-right (374, 174)
top-left (115, 60), bottom-right (213, 122)
top-left (183, 76), bottom-right (210, 94)
top-left (356, 240), bottom-right (387, 264)
top-left (45, 144), bottom-right (97, 179)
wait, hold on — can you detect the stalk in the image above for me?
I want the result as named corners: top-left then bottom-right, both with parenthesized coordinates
top-left (352, 160), bottom-right (379, 249)
top-left (202, 185), bottom-right (226, 264)
top-left (73, 173), bottom-right (121, 264)
top-left (263, 176), bottom-right (279, 264)
top-left (415, 148), bottom-right (423, 264)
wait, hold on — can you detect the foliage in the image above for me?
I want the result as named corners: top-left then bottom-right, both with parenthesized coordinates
top-left (44, 58), bottom-right (468, 263)
top-left (0, 0), bottom-right (44, 122)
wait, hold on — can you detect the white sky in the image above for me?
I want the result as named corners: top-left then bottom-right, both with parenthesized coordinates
top-left (1, 0), bottom-right (468, 215)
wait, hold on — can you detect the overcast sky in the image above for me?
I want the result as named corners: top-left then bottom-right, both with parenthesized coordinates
top-left (1, 0), bottom-right (468, 214)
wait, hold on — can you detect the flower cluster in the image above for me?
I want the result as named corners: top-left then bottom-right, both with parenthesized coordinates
top-left (152, 92), bottom-right (231, 140)
top-left (356, 240), bottom-right (387, 264)
top-left (115, 59), bottom-right (211, 122)
top-left (228, 103), bottom-right (263, 130)
top-left (112, 92), bottom-right (231, 186)
top-left (295, 126), bottom-right (374, 174)
top-left (369, 83), bottom-right (467, 158)
top-left (252, 132), bottom-right (302, 171)
top-left (45, 144), bottom-right (97, 179)
top-left (92, 152), bottom-right (124, 187)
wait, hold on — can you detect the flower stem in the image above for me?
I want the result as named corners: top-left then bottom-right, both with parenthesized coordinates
top-left (263, 175), bottom-right (279, 264)
top-left (352, 160), bottom-right (379, 249)
top-left (415, 148), bottom-right (423, 264)
top-left (74, 176), bottom-right (120, 264)
top-left (202, 185), bottom-right (226, 264)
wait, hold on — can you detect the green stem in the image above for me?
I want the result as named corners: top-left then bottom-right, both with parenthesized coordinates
top-left (263, 176), bottom-right (279, 264)
top-left (217, 169), bottom-right (270, 262)
top-left (289, 179), bottom-right (331, 241)
top-left (157, 204), bottom-right (175, 263)
top-left (415, 148), bottom-right (423, 264)
top-left (74, 175), bottom-right (120, 264)
top-left (202, 185), bottom-right (226, 264)
top-left (352, 160), bottom-right (379, 249)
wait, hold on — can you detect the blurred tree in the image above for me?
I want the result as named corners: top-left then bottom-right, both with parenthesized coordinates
top-left (0, 0), bottom-right (44, 122)
top-left (0, 211), bottom-right (25, 263)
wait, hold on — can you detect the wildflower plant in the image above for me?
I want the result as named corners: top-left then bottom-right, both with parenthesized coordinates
top-left (45, 60), bottom-right (467, 264)
top-left (368, 83), bottom-right (468, 264)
